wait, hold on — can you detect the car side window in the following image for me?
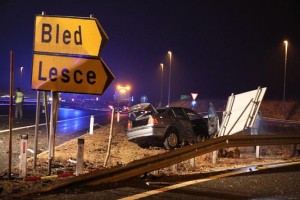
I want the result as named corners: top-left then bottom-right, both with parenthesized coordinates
top-left (172, 108), bottom-right (188, 120)
top-left (167, 110), bottom-right (175, 117)
top-left (185, 109), bottom-right (201, 120)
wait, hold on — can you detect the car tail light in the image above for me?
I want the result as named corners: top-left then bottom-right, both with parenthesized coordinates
top-left (148, 116), bottom-right (158, 125)
top-left (127, 120), bottom-right (132, 130)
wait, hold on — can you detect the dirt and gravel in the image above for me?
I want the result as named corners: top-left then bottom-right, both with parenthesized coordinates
top-left (0, 99), bottom-right (299, 199)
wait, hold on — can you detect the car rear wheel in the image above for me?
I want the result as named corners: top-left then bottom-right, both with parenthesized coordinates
top-left (164, 130), bottom-right (179, 150)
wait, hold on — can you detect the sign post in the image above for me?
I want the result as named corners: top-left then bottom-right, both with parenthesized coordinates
top-left (191, 93), bottom-right (198, 108)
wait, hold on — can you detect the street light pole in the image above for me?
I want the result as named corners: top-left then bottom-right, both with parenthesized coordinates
top-left (20, 66), bottom-right (23, 86)
top-left (283, 40), bottom-right (288, 121)
top-left (167, 51), bottom-right (172, 106)
top-left (160, 63), bottom-right (164, 107)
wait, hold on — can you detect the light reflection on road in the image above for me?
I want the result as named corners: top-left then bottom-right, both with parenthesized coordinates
top-left (58, 108), bottom-right (83, 120)
top-left (54, 108), bottom-right (111, 136)
top-left (0, 105), bottom-right (113, 136)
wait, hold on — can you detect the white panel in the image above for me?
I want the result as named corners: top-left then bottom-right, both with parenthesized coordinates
top-left (218, 87), bottom-right (266, 136)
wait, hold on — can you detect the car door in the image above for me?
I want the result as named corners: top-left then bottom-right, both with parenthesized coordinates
top-left (207, 102), bottom-right (219, 137)
top-left (171, 108), bottom-right (194, 140)
top-left (185, 108), bottom-right (209, 138)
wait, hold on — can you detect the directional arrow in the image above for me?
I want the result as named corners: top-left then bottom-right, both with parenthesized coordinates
top-left (34, 15), bottom-right (108, 57)
top-left (31, 54), bottom-right (114, 95)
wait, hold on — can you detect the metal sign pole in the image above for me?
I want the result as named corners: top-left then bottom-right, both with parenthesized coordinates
top-left (48, 91), bottom-right (54, 175)
top-left (43, 91), bottom-right (50, 144)
top-left (47, 91), bottom-right (59, 175)
top-left (8, 51), bottom-right (14, 178)
top-left (33, 90), bottom-right (41, 169)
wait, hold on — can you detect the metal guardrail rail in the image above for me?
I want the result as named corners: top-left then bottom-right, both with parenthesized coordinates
top-left (263, 117), bottom-right (300, 126)
top-left (17, 134), bottom-right (300, 198)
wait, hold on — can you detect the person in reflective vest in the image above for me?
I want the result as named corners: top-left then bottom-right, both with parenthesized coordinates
top-left (15, 88), bottom-right (24, 119)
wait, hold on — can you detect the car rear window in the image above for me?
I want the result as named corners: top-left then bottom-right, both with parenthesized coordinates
top-left (129, 103), bottom-right (157, 119)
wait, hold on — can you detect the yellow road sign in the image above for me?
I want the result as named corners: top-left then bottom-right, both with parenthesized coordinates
top-left (31, 54), bottom-right (114, 94)
top-left (34, 15), bottom-right (108, 57)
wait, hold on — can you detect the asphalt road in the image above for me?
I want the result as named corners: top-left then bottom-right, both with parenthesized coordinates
top-left (25, 161), bottom-right (300, 199)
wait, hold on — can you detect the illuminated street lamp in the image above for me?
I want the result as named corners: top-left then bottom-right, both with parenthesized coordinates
top-left (160, 63), bottom-right (164, 107)
top-left (167, 51), bottom-right (172, 106)
top-left (282, 40), bottom-right (288, 120)
top-left (20, 66), bottom-right (24, 86)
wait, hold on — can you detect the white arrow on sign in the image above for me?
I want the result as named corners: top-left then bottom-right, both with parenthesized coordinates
top-left (31, 54), bottom-right (114, 95)
top-left (34, 15), bottom-right (108, 57)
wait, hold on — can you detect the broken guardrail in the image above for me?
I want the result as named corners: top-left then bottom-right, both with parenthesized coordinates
top-left (16, 134), bottom-right (300, 198)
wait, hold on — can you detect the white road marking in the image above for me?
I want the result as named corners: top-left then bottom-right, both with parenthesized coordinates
top-left (119, 169), bottom-right (249, 200)
top-left (0, 113), bottom-right (106, 133)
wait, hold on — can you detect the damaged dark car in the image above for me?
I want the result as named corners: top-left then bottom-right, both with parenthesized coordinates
top-left (127, 103), bottom-right (219, 149)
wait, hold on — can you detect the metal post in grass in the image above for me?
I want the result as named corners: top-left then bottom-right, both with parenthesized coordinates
top-left (104, 107), bottom-right (114, 166)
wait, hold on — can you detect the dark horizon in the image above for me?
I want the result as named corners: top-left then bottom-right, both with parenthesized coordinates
top-left (0, 0), bottom-right (299, 104)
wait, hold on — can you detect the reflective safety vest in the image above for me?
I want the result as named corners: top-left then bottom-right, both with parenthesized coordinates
top-left (15, 91), bottom-right (24, 103)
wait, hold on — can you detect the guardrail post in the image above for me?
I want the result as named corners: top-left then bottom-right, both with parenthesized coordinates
top-left (76, 138), bottom-right (85, 176)
top-left (189, 157), bottom-right (195, 169)
top-left (89, 115), bottom-right (94, 134)
top-left (172, 164), bottom-right (178, 172)
top-left (19, 134), bottom-right (28, 178)
top-left (212, 150), bottom-right (218, 164)
top-left (255, 146), bottom-right (260, 158)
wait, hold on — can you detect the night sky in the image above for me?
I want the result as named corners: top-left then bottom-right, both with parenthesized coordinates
top-left (0, 0), bottom-right (299, 105)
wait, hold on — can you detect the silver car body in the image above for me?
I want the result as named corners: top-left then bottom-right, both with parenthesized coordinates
top-left (127, 103), bottom-right (218, 149)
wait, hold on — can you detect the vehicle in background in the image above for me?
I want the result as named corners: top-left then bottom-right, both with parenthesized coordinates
top-left (127, 103), bottom-right (219, 149)
top-left (59, 93), bottom-right (84, 109)
top-left (109, 100), bottom-right (131, 113)
top-left (58, 93), bottom-right (109, 110)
